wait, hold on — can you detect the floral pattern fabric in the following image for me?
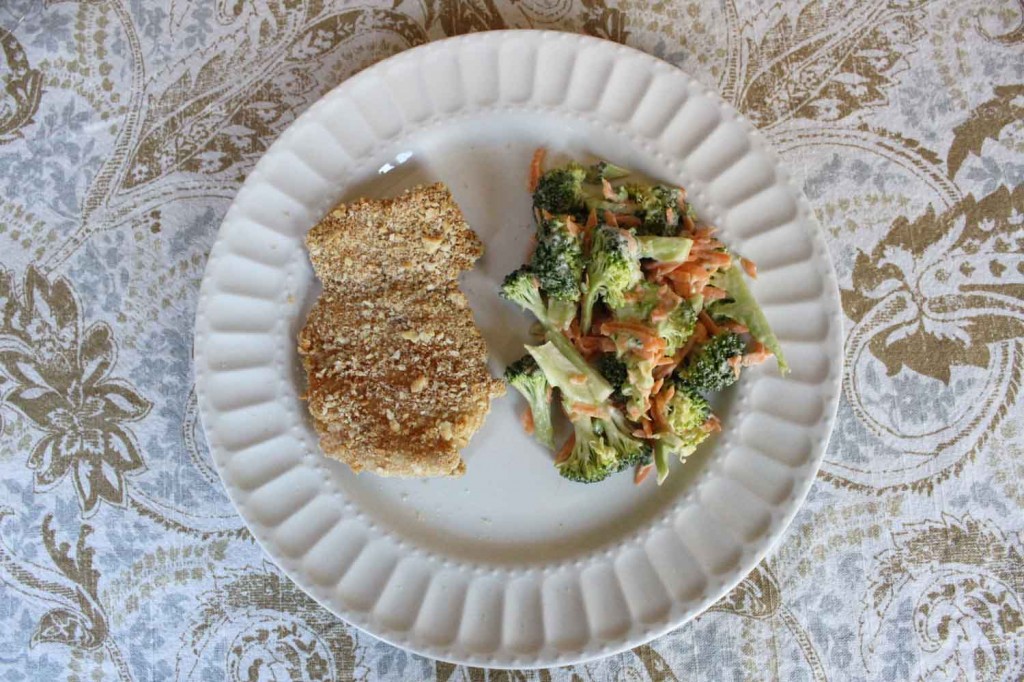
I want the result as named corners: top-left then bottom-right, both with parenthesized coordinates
top-left (0, 1), bottom-right (1021, 680)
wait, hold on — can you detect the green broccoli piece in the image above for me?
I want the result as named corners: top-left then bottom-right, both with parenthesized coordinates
top-left (500, 267), bottom-right (547, 321)
top-left (627, 185), bottom-right (685, 236)
top-left (708, 264), bottom-right (788, 374)
top-left (657, 303), bottom-right (697, 355)
top-left (558, 411), bottom-right (619, 484)
top-left (581, 225), bottom-right (642, 332)
top-left (505, 355), bottom-right (555, 449)
top-left (531, 216), bottom-right (583, 305)
top-left (610, 281), bottom-right (696, 356)
top-left (596, 354), bottom-right (628, 398)
top-left (587, 161), bottom-right (632, 182)
top-left (525, 341), bottom-right (613, 407)
top-left (501, 268), bottom-right (615, 405)
top-left (606, 409), bottom-right (653, 471)
top-left (653, 384), bottom-right (713, 484)
top-left (533, 162), bottom-right (589, 216)
top-left (636, 235), bottom-right (692, 263)
top-left (621, 355), bottom-right (656, 418)
top-left (664, 382), bottom-right (711, 434)
top-left (679, 332), bottom-right (746, 392)
top-left (558, 405), bottom-right (651, 483)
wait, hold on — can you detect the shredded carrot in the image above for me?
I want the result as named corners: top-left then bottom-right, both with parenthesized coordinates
top-left (655, 355), bottom-right (677, 367)
top-left (600, 320), bottom-right (666, 359)
top-left (555, 433), bottom-right (575, 463)
top-left (728, 354), bottom-right (743, 378)
top-left (698, 311), bottom-right (721, 336)
top-left (601, 178), bottom-right (618, 201)
top-left (704, 251), bottom-right (732, 268)
top-left (603, 210), bottom-right (619, 228)
top-left (693, 226), bottom-right (717, 240)
top-left (740, 257), bottom-right (758, 279)
top-left (691, 322), bottom-right (709, 344)
top-left (644, 261), bottom-right (684, 280)
top-left (653, 361), bottom-right (678, 380)
top-left (600, 320), bottom-right (660, 343)
top-left (540, 209), bottom-right (554, 222)
top-left (651, 377), bottom-right (665, 397)
top-left (569, 373), bottom-right (588, 385)
top-left (585, 208), bottom-right (598, 232)
top-left (575, 335), bottom-right (616, 356)
top-left (614, 214), bottom-right (642, 228)
top-left (702, 285), bottom-right (728, 301)
top-left (521, 407), bottom-right (535, 435)
top-left (634, 464), bottom-right (653, 485)
top-left (720, 320), bottom-right (749, 334)
top-left (622, 287), bottom-right (645, 303)
top-left (676, 262), bottom-right (711, 278)
top-left (682, 213), bottom-right (696, 233)
top-left (702, 415), bottom-right (722, 433)
top-left (666, 206), bottom-right (676, 226)
top-left (677, 336), bottom-right (697, 362)
top-left (641, 418), bottom-right (654, 437)
top-left (650, 383), bottom-right (675, 433)
top-left (676, 189), bottom-right (687, 208)
top-left (742, 341), bottom-right (773, 367)
top-left (565, 215), bottom-right (580, 236)
top-left (568, 402), bottom-right (608, 419)
top-left (529, 148), bottom-right (546, 192)
top-left (650, 286), bottom-right (682, 322)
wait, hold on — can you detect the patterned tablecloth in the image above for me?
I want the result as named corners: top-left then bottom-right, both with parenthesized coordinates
top-left (0, 1), bottom-right (1021, 680)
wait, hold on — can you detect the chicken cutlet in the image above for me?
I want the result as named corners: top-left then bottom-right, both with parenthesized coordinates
top-left (298, 183), bottom-right (503, 477)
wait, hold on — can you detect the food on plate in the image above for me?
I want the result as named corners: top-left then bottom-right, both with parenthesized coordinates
top-left (501, 151), bottom-right (787, 485)
top-left (299, 183), bottom-right (504, 478)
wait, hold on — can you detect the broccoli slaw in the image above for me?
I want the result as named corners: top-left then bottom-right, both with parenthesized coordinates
top-left (502, 151), bottom-right (787, 486)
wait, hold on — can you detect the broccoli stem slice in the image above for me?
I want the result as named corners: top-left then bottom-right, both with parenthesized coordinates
top-left (654, 441), bottom-right (672, 485)
top-left (636, 236), bottom-right (693, 263)
top-left (547, 298), bottom-right (577, 331)
top-left (525, 340), bottom-right (613, 406)
top-left (580, 283), bottom-right (602, 335)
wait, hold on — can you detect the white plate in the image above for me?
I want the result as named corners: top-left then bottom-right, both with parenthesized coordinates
top-left (194, 30), bottom-right (843, 668)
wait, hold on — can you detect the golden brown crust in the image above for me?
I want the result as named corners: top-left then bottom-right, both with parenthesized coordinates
top-left (305, 182), bottom-right (483, 293)
top-left (298, 184), bottom-right (503, 478)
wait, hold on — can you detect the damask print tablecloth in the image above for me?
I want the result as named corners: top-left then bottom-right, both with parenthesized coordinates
top-left (0, 1), bottom-right (1021, 680)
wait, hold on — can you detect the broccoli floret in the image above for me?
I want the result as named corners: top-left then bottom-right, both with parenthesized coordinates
top-left (653, 384), bottom-right (713, 484)
top-left (533, 162), bottom-right (588, 216)
top-left (587, 161), bottom-right (631, 182)
top-left (606, 410), bottom-right (652, 471)
top-left (636, 235), bottom-right (692, 263)
top-left (531, 216), bottom-right (583, 304)
top-left (500, 267), bottom-right (547, 320)
top-left (558, 412), bottom-right (618, 484)
top-left (621, 355), bottom-right (656, 418)
top-left (558, 406), bottom-right (651, 483)
top-left (627, 185), bottom-right (684, 236)
top-left (581, 225), bottom-right (642, 332)
top-left (658, 303), bottom-right (697, 355)
top-left (610, 281), bottom-right (696, 356)
top-left (596, 354), bottom-right (627, 395)
top-left (499, 266), bottom-right (575, 333)
top-left (501, 269), bottom-right (615, 405)
top-left (664, 382), bottom-right (711, 434)
top-left (679, 332), bottom-right (746, 392)
top-left (505, 355), bottom-right (555, 448)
